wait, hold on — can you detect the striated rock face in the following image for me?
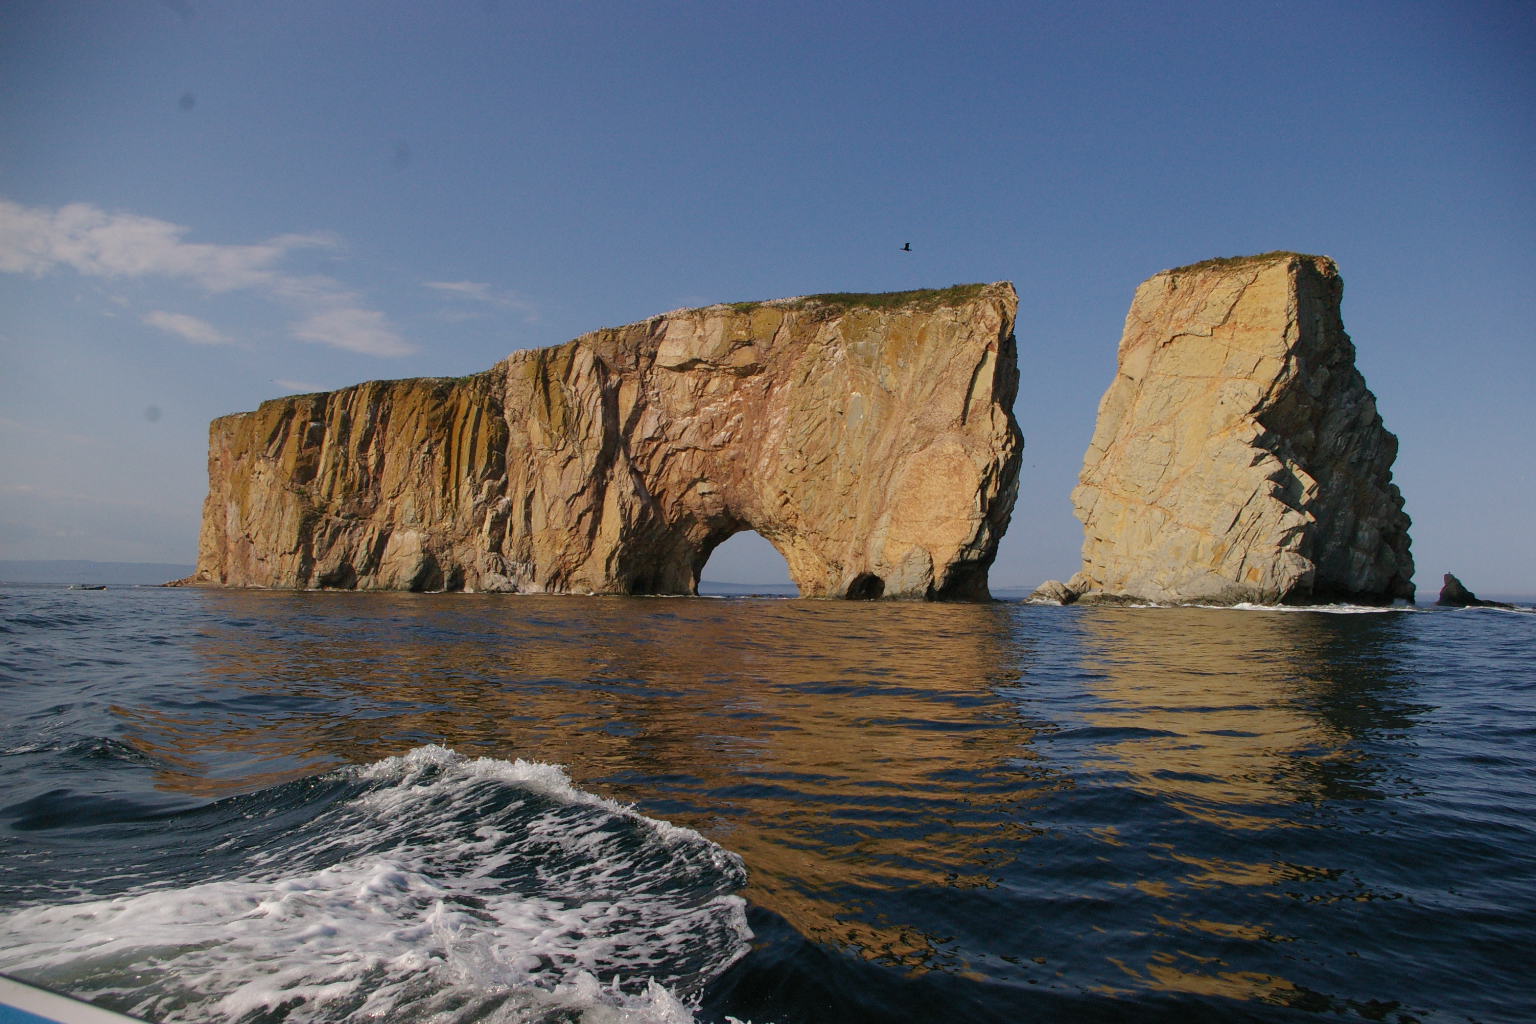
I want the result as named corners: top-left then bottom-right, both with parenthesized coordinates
top-left (1066, 253), bottom-right (1413, 605)
top-left (195, 284), bottom-right (1022, 599)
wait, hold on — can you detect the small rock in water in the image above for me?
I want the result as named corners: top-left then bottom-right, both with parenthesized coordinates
top-left (1436, 573), bottom-right (1514, 609)
top-left (1026, 580), bottom-right (1077, 605)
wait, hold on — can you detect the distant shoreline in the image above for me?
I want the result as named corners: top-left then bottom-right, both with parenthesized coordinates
top-left (3, 563), bottom-right (1531, 606)
top-left (0, 560), bottom-right (195, 586)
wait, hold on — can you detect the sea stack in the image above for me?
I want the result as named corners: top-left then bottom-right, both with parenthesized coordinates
top-left (194, 284), bottom-right (1023, 599)
top-left (1064, 253), bottom-right (1413, 605)
top-left (1436, 573), bottom-right (1512, 609)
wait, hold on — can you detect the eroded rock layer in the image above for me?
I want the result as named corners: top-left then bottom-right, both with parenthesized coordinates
top-left (1066, 253), bottom-right (1412, 605)
top-left (195, 284), bottom-right (1022, 599)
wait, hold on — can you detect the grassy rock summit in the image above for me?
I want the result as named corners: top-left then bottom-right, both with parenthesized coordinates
top-left (194, 284), bottom-right (1022, 599)
top-left (1060, 252), bottom-right (1413, 605)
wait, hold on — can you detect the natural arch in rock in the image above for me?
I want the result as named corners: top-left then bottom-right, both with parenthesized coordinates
top-left (194, 284), bottom-right (1024, 601)
top-left (696, 529), bottom-right (796, 595)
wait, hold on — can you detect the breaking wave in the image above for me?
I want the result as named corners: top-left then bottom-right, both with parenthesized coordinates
top-left (0, 746), bottom-right (751, 1024)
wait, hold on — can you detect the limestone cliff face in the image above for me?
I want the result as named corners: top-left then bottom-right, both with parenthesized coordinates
top-left (196, 284), bottom-right (1022, 599)
top-left (1066, 254), bottom-right (1412, 605)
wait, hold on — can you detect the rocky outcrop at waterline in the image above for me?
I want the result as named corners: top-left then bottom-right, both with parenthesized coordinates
top-left (1435, 573), bottom-right (1513, 609)
top-left (1058, 252), bottom-right (1413, 606)
top-left (193, 284), bottom-right (1023, 599)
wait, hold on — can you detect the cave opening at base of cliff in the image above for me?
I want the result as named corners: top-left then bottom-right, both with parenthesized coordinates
top-left (696, 529), bottom-right (797, 597)
top-left (845, 573), bottom-right (886, 600)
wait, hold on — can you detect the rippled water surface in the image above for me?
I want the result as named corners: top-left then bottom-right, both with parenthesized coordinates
top-left (2, 585), bottom-right (1533, 1023)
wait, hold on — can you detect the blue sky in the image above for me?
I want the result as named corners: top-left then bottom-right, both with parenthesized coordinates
top-left (2, 0), bottom-right (1532, 594)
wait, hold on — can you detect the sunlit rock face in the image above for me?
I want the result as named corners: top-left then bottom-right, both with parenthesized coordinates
top-left (1066, 253), bottom-right (1413, 605)
top-left (195, 284), bottom-right (1022, 599)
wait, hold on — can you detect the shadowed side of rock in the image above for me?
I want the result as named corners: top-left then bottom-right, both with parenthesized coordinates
top-left (1436, 573), bottom-right (1514, 609)
top-left (1062, 253), bottom-right (1413, 606)
top-left (194, 284), bottom-right (1023, 599)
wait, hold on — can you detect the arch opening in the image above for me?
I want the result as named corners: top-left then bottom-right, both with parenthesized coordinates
top-left (697, 529), bottom-right (797, 597)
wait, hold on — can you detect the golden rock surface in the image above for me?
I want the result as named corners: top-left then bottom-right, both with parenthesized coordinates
top-left (194, 284), bottom-right (1023, 599)
top-left (1066, 254), bottom-right (1412, 605)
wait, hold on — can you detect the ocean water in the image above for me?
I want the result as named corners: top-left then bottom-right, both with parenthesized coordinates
top-left (1, 585), bottom-right (1533, 1024)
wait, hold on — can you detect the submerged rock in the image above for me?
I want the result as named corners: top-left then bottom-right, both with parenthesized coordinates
top-left (194, 285), bottom-right (1023, 599)
top-left (1065, 252), bottom-right (1413, 606)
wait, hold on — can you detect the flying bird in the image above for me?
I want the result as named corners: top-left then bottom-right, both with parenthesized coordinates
top-left (900, 242), bottom-right (911, 252)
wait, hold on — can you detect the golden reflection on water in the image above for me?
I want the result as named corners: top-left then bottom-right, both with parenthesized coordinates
top-left (1071, 606), bottom-right (1416, 1009)
top-left (113, 594), bottom-right (1421, 1006)
top-left (1074, 606), bottom-right (1414, 818)
top-left (126, 592), bottom-right (1048, 971)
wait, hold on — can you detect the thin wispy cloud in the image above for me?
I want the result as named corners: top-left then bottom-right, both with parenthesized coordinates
top-left (292, 307), bottom-right (414, 358)
top-left (0, 199), bottom-right (330, 290)
top-left (424, 280), bottom-right (500, 302)
top-left (424, 279), bottom-right (539, 321)
top-left (0, 198), bottom-right (413, 358)
top-left (0, 479), bottom-right (171, 512)
top-left (0, 416), bottom-right (96, 448)
top-left (142, 310), bottom-right (232, 346)
top-left (273, 379), bottom-right (326, 394)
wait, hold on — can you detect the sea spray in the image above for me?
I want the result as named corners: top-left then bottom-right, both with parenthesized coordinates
top-left (0, 746), bottom-right (751, 1024)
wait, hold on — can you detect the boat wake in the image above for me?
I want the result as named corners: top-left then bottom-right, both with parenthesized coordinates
top-left (0, 746), bottom-right (751, 1024)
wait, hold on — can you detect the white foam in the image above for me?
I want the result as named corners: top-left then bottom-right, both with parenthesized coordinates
top-left (1, 740), bottom-right (50, 755)
top-left (1223, 602), bottom-right (1413, 614)
top-left (349, 744), bottom-right (726, 852)
top-left (0, 746), bottom-right (751, 1024)
top-left (1455, 603), bottom-right (1536, 615)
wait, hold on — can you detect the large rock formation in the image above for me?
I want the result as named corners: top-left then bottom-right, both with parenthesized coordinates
top-left (1063, 253), bottom-right (1413, 605)
top-left (194, 284), bottom-right (1022, 599)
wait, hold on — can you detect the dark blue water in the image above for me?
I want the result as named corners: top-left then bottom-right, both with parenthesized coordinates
top-left (2, 585), bottom-right (1533, 1023)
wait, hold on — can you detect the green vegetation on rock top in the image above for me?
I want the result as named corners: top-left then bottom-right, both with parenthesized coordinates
top-left (727, 282), bottom-right (993, 314)
top-left (1163, 251), bottom-right (1322, 276)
